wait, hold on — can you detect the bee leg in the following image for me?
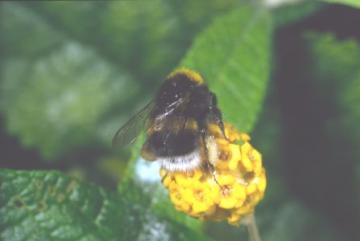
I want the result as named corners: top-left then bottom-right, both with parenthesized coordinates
top-left (211, 107), bottom-right (229, 141)
top-left (161, 172), bottom-right (168, 183)
top-left (205, 160), bottom-right (223, 188)
top-left (199, 128), bottom-right (222, 188)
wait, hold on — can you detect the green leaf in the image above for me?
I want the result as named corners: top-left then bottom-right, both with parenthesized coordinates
top-left (29, 0), bottom-right (184, 82)
top-left (99, 0), bottom-right (182, 78)
top-left (0, 2), bottom-right (64, 56)
top-left (0, 169), bottom-right (131, 241)
top-left (0, 169), bottom-right (212, 241)
top-left (0, 42), bottom-right (138, 160)
top-left (181, 6), bottom-right (272, 132)
top-left (167, 0), bottom-right (241, 32)
top-left (305, 33), bottom-right (360, 141)
top-left (273, 1), bottom-right (323, 27)
top-left (323, 0), bottom-right (360, 8)
top-left (305, 33), bottom-right (360, 85)
top-left (306, 33), bottom-right (360, 213)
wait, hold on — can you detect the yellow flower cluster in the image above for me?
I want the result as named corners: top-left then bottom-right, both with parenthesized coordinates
top-left (160, 123), bottom-right (266, 225)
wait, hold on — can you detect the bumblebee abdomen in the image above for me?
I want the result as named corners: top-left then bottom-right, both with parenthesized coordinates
top-left (147, 130), bottom-right (198, 157)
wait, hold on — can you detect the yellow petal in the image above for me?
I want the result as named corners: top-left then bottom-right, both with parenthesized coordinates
top-left (159, 168), bottom-right (168, 177)
top-left (232, 184), bottom-right (246, 201)
top-left (192, 201), bottom-right (211, 213)
top-left (258, 173), bottom-right (267, 193)
top-left (162, 176), bottom-right (173, 188)
top-left (240, 143), bottom-right (254, 171)
top-left (240, 133), bottom-right (251, 142)
top-left (174, 174), bottom-right (191, 187)
top-left (235, 206), bottom-right (253, 216)
top-left (219, 195), bottom-right (238, 209)
top-left (228, 145), bottom-right (241, 170)
top-left (227, 213), bottom-right (241, 225)
top-left (217, 174), bottom-right (236, 185)
top-left (191, 169), bottom-right (203, 180)
top-left (246, 183), bottom-right (257, 195)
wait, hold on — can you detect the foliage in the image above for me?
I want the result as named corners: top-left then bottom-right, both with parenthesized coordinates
top-left (306, 33), bottom-right (360, 209)
top-left (306, 33), bottom-right (360, 147)
top-left (0, 169), bottom-right (211, 241)
top-left (1, 0), bottom-right (360, 241)
top-left (181, 6), bottom-right (271, 132)
top-left (324, 0), bottom-right (360, 8)
top-left (273, 1), bottom-right (323, 26)
top-left (1, 42), bottom-right (136, 159)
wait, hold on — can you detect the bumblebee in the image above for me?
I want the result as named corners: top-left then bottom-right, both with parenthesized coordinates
top-left (113, 69), bottom-right (226, 172)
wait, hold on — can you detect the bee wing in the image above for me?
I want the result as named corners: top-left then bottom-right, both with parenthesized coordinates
top-left (154, 96), bottom-right (188, 122)
top-left (113, 95), bottom-right (188, 148)
top-left (112, 101), bottom-right (154, 148)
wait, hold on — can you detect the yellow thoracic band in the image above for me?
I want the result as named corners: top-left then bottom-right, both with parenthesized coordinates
top-left (167, 68), bottom-right (204, 84)
top-left (160, 123), bottom-right (266, 225)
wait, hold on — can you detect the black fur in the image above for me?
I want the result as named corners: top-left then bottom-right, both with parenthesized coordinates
top-left (147, 72), bottom-right (225, 157)
top-left (147, 130), bottom-right (198, 157)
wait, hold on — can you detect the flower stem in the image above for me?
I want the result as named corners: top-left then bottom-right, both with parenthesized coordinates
top-left (244, 213), bottom-right (262, 241)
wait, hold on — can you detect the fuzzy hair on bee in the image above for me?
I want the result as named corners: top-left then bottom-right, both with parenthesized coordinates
top-left (112, 68), bottom-right (227, 172)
